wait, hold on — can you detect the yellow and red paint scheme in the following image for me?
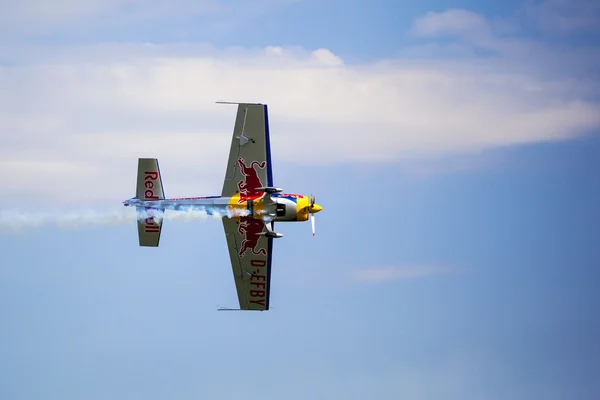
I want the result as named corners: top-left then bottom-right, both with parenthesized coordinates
top-left (226, 193), bottom-right (322, 222)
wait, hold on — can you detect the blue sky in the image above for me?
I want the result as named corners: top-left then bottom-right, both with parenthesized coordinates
top-left (1, 0), bottom-right (599, 399)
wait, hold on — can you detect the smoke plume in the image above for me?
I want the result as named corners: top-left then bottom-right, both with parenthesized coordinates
top-left (0, 205), bottom-right (247, 234)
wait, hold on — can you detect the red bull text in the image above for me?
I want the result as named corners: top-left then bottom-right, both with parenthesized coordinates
top-left (143, 207), bottom-right (161, 234)
top-left (144, 171), bottom-right (160, 200)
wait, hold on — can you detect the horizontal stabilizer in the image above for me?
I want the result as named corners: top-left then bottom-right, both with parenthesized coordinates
top-left (137, 207), bottom-right (164, 247)
top-left (216, 101), bottom-right (263, 105)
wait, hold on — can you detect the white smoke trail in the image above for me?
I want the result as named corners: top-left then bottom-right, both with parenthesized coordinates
top-left (0, 205), bottom-right (248, 234)
top-left (0, 208), bottom-right (135, 233)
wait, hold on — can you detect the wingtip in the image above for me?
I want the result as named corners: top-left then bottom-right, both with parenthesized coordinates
top-left (216, 100), bottom-right (264, 105)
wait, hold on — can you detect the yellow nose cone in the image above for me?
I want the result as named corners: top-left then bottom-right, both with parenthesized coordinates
top-left (310, 204), bottom-right (323, 213)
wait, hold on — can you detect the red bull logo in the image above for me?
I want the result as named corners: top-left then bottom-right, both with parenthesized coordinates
top-left (238, 216), bottom-right (267, 257)
top-left (144, 218), bottom-right (160, 233)
top-left (143, 207), bottom-right (161, 234)
top-left (144, 171), bottom-right (160, 200)
top-left (237, 157), bottom-right (266, 204)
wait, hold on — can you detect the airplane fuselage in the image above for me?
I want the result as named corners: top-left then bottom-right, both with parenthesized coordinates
top-left (123, 192), bottom-right (320, 223)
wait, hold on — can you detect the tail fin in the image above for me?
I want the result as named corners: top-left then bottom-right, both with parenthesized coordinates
top-left (136, 158), bottom-right (165, 247)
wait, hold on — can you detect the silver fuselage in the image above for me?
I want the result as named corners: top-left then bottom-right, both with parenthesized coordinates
top-left (123, 193), bottom-right (304, 222)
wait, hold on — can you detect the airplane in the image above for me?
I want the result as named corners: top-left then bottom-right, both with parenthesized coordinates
top-left (122, 102), bottom-right (323, 311)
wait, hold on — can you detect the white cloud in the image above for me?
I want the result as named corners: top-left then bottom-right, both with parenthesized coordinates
top-left (414, 1), bottom-right (600, 39)
top-left (409, 6), bottom-right (600, 73)
top-left (1, 2), bottom-right (599, 205)
top-left (0, 40), bottom-right (599, 204)
top-left (412, 9), bottom-right (491, 38)
top-left (311, 48), bottom-right (344, 66)
top-left (352, 266), bottom-right (456, 283)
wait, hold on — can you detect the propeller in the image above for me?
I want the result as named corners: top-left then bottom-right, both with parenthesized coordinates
top-left (309, 194), bottom-right (316, 236)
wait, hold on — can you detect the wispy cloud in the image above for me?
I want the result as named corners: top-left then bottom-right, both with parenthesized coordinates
top-left (352, 266), bottom-right (458, 283)
top-left (1, 41), bottom-right (598, 204)
top-left (411, 9), bottom-right (491, 38)
top-left (413, 1), bottom-right (600, 39)
top-left (409, 4), bottom-right (600, 75)
top-left (0, 2), bottom-right (599, 205)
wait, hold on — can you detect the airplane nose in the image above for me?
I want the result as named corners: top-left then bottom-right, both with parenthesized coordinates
top-left (310, 204), bottom-right (323, 213)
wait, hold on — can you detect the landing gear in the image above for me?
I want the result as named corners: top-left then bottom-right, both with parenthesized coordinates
top-left (258, 220), bottom-right (283, 238)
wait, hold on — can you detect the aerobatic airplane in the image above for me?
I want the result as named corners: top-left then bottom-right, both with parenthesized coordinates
top-left (122, 102), bottom-right (323, 311)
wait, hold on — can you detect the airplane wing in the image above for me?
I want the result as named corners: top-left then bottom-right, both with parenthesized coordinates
top-left (220, 102), bottom-right (275, 310)
top-left (222, 217), bottom-right (273, 310)
top-left (221, 103), bottom-right (274, 197)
